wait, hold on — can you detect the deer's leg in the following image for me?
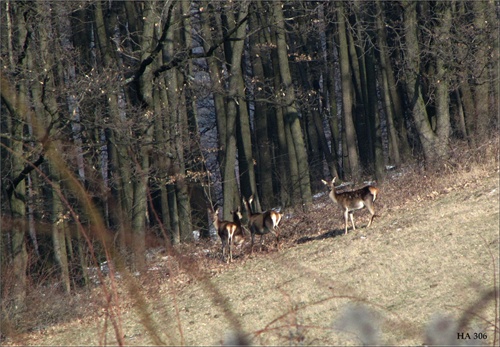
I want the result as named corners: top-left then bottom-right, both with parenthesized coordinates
top-left (222, 240), bottom-right (227, 263)
top-left (367, 215), bottom-right (374, 228)
top-left (266, 218), bottom-right (279, 249)
top-left (238, 241), bottom-right (243, 258)
top-left (349, 212), bottom-right (356, 230)
top-left (250, 232), bottom-right (255, 254)
top-left (366, 203), bottom-right (375, 228)
top-left (269, 229), bottom-right (280, 250)
top-left (344, 209), bottom-right (349, 234)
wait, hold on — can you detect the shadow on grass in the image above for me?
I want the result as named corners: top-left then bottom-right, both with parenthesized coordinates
top-left (295, 228), bottom-right (344, 244)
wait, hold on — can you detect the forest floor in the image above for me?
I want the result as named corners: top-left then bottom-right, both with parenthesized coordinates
top-left (3, 156), bottom-right (500, 346)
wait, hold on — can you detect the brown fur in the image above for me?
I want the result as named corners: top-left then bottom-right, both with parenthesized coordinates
top-left (322, 178), bottom-right (379, 235)
top-left (209, 207), bottom-right (245, 263)
top-left (243, 196), bottom-right (283, 253)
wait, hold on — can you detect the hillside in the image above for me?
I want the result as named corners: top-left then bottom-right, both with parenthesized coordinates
top-left (4, 164), bottom-right (499, 346)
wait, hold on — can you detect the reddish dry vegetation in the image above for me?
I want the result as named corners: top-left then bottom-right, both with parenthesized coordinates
top-left (2, 141), bottom-right (499, 345)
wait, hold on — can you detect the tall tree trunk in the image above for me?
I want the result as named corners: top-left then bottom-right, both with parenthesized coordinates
top-left (131, 0), bottom-right (157, 270)
top-left (459, 82), bottom-right (477, 148)
top-left (471, 1), bottom-right (492, 140)
top-left (366, 43), bottom-right (385, 180)
top-left (249, 7), bottom-right (273, 207)
top-left (273, 1), bottom-right (312, 207)
top-left (266, 13), bottom-right (290, 206)
top-left (50, 170), bottom-right (71, 294)
top-left (324, 9), bottom-right (341, 177)
top-left (2, 83), bottom-right (29, 312)
top-left (348, 6), bottom-right (373, 171)
top-left (338, 2), bottom-right (361, 180)
top-left (153, 83), bottom-right (172, 242)
top-left (486, 3), bottom-right (499, 124)
top-left (174, 3), bottom-right (193, 243)
top-left (222, 2), bottom-right (249, 220)
top-left (31, 1), bottom-right (72, 292)
top-left (225, 7), bottom-right (258, 209)
top-left (402, 1), bottom-right (451, 164)
top-left (174, 86), bottom-right (192, 243)
top-left (453, 90), bottom-right (468, 139)
top-left (200, 1), bottom-right (232, 209)
top-left (291, 18), bottom-right (337, 186)
top-left (94, 0), bottom-right (133, 256)
top-left (163, 6), bottom-right (182, 245)
top-left (180, 0), bottom-right (206, 238)
top-left (377, 1), bottom-right (412, 164)
top-left (131, 145), bottom-right (149, 271)
top-left (433, 3), bottom-right (452, 158)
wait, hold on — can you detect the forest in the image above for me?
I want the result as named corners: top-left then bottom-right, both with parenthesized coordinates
top-left (1, 0), bottom-right (498, 315)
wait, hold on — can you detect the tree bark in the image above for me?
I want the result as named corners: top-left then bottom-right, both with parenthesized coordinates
top-left (338, 2), bottom-right (361, 180)
top-left (130, 0), bottom-right (157, 270)
top-left (249, 6), bottom-right (274, 206)
top-left (51, 172), bottom-right (71, 294)
top-left (402, 1), bottom-right (451, 164)
top-left (266, 14), bottom-right (291, 206)
top-left (365, 41), bottom-right (385, 180)
top-left (470, 1), bottom-right (492, 140)
top-left (222, 2), bottom-right (249, 220)
top-left (273, 1), bottom-right (312, 206)
top-left (94, 0), bottom-right (133, 255)
top-left (433, 3), bottom-right (452, 158)
top-left (227, 7), bottom-right (258, 210)
top-left (324, 8), bottom-right (341, 177)
top-left (2, 82), bottom-right (29, 312)
top-left (32, 1), bottom-right (72, 292)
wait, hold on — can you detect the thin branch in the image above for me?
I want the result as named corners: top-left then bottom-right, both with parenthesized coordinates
top-left (5, 154), bottom-right (45, 198)
top-left (123, 5), bottom-right (249, 85)
top-left (1, 79), bottom-right (53, 199)
top-left (151, 12), bottom-right (250, 78)
top-left (127, 2), bottom-right (176, 84)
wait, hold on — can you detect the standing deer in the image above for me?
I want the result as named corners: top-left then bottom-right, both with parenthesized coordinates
top-left (321, 177), bottom-right (379, 235)
top-left (243, 195), bottom-right (282, 253)
top-left (209, 207), bottom-right (245, 263)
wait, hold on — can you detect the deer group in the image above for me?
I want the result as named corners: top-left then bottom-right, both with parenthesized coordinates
top-left (209, 195), bottom-right (282, 263)
top-left (210, 177), bottom-right (379, 263)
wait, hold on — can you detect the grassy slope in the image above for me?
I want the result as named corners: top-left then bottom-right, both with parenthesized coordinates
top-left (6, 165), bottom-right (500, 346)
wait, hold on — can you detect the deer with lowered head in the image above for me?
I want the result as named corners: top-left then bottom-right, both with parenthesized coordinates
top-left (243, 195), bottom-right (282, 253)
top-left (321, 177), bottom-right (379, 235)
top-left (209, 206), bottom-right (246, 263)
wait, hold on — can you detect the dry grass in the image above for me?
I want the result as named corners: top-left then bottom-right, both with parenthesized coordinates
top-left (2, 138), bottom-right (499, 346)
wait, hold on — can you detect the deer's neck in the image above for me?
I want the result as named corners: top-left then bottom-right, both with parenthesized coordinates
top-left (329, 190), bottom-right (339, 204)
top-left (213, 217), bottom-right (221, 230)
top-left (232, 212), bottom-right (241, 226)
top-left (244, 200), bottom-right (254, 218)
